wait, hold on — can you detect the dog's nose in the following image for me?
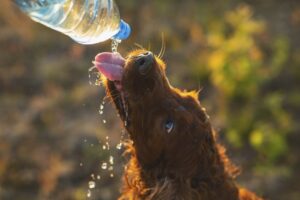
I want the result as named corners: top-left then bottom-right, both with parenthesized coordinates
top-left (135, 52), bottom-right (154, 75)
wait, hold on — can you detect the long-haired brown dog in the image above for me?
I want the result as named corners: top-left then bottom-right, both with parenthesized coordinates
top-left (94, 50), bottom-right (263, 200)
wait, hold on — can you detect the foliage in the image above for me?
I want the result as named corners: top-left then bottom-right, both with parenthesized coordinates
top-left (198, 5), bottom-right (292, 165)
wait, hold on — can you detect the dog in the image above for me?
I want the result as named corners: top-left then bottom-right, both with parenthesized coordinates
top-left (94, 50), bottom-right (263, 200)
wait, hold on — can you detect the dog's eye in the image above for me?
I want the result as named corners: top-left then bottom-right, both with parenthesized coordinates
top-left (164, 119), bottom-right (174, 133)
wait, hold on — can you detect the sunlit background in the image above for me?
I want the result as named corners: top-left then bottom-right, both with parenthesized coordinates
top-left (0, 0), bottom-right (300, 199)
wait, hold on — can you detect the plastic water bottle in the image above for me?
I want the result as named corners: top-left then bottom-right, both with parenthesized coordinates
top-left (13, 0), bottom-right (131, 44)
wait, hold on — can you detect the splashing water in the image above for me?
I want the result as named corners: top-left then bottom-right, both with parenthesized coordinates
top-left (116, 129), bottom-right (127, 150)
top-left (99, 104), bottom-right (104, 115)
top-left (89, 181), bottom-right (96, 189)
top-left (99, 100), bottom-right (105, 115)
top-left (84, 97), bottom-right (120, 199)
top-left (104, 136), bottom-right (110, 150)
top-left (116, 143), bottom-right (122, 150)
top-left (98, 99), bottom-right (108, 126)
top-left (87, 189), bottom-right (91, 198)
top-left (109, 156), bottom-right (114, 165)
top-left (101, 162), bottom-right (108, 170)
top-left (111, 39), bottom-right (121, 53)
top-left (90, 174), bottom-right (95, 180)
top-left (103, 142), bottom-right (110, 150)
top-left (88, 66), bottom-right (102, 86)
top-left (100, 136), bottom-right (109, 150)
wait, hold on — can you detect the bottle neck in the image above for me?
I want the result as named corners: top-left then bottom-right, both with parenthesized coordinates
top-left (113, 20), bottom-right (131, 40)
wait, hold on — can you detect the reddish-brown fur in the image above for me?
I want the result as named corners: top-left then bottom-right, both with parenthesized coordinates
top-left (103, 50), bottom-right (263, 200)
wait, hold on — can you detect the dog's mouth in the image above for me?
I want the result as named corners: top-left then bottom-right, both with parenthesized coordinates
top-left (93, 51), bottom-right (156, 126)
top-left (93, 52), bottom-right (128, 125)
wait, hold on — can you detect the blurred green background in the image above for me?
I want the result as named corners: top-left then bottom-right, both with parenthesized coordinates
top-left (0, 0), bottom-right (299, 199)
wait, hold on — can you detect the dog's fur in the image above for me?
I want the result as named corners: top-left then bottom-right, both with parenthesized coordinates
top-left (103, 50), bottom-right (263, 200)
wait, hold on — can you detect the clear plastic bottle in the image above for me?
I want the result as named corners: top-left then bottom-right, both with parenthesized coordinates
top-left (13, 0), bottom-right (131, 44)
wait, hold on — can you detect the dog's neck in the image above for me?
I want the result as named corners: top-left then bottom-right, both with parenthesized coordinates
top-left (121, 135), bottom-right (240, 200)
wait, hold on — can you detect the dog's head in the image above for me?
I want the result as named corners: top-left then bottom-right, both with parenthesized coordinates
top-left (95, 50), bottom-right (215, 176)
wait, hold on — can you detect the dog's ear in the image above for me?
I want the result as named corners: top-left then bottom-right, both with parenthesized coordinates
top-left (173, 89), bottom-right (210, 124)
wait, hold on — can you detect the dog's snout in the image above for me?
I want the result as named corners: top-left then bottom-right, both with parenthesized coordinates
top-left (136, 52), bottom-right (154, 75)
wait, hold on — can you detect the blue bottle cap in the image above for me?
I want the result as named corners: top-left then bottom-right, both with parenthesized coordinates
top-left (113, 20), bottom-right (131, 40)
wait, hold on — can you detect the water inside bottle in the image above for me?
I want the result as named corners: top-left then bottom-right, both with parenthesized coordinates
top-left (19, 0), bottom-right (121, 44)
top-left (15, 0), bottom-right (64, 11)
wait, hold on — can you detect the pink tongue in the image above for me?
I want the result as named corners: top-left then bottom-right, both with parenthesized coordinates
top-left (93, 52), bottom-right (125, 81)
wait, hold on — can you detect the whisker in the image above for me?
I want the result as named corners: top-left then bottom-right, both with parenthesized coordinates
top-left (161, 42), bottom-right (166, 59)
top-left (158, 33), bottom-right (166, 59)
top-left (147, 42), bottom-right (151, 52)
top-left (134, 43), bottom-right (145, 50)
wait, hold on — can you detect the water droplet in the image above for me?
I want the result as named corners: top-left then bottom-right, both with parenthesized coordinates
top-left (101, 162), bottom-right (107, 170)
top-left (105, 142), bottom-right (110, 150)
top-left (110, 173), bottom-right (114, 178)
top-left (100, 105), bottom-right (104, 110)
top-left (87, 189), bottom-right (91, 198)
top-left (91, 174), bottom-right (95, 180)
top-left (97, 175), bottom-right (101, 180)
top-left (109, 156), bottom-right (114, 165)
top-left (89, 181), bottom-right (96, 189)
top-left (103, 119), bottom-right (106, 124)
top-left (116, 143), bottom-right (122, 150)
top-left (99, 110), bottom-right (103, 115)
top-left (108, 166), bottom-right (113, 171)
top-left (80, 162), bottom-right (83, 167)
top-left (106, 136), bottom-right (109, 140)
top-left (102, 145), bottom-right (107, 150)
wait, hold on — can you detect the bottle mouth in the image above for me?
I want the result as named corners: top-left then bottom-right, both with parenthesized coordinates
top-left (112, 20), bottom-right (131, 40)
